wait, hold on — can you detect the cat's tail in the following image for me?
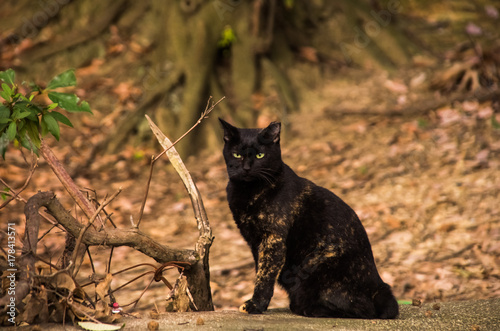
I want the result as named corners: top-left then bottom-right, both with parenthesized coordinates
top-left (373, 282), bottom-right (399, 319)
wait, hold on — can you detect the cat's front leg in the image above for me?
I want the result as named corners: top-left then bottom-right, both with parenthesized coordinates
top-left (240, 234), bottom-right (286, 314)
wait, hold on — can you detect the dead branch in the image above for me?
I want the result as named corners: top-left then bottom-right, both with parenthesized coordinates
top-left (0, 190), bottom-right (43, 311)
top-left (1, 97), bottom-right (221, 316)
top-left (146, 116), bottom-right (213, 252)
top-left (137, 96), bottom-right (224, 227)
top-left (153, 96), bottom-right (225, 162)
top-left (70, 188), bottom-right (122, 277)
top-left (146, 112), bottom-right (216, 311)
top-left (0, 190), bottom-right (201, 317)
top-left (39, 140), bottom-right (101, 224)
top-left (43, 191), bottom-right (198, 263)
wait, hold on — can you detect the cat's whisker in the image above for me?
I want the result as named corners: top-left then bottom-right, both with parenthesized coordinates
top-left (258, 168), bottom-right (277, 185)
top-left (259, 174), bottom-right (273, 186)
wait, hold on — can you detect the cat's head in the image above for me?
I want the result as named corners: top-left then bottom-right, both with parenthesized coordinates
top-left (219, 118), bottom-right (282, 183)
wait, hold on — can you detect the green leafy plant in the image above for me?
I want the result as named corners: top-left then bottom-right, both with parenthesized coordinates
top-left (0, 68), bottom-right (92, 159)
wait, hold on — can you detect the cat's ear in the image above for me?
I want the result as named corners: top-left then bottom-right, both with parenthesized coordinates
top-left (219, 118), bottom-right (240, 142)
top-left (259, 121), bottom-right (281, 144)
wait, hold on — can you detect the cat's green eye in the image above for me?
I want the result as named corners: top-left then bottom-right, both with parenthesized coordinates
top-left (256, 153), bottom-right (265, 159)
top-left (233, 152), bottom-right (242, 159)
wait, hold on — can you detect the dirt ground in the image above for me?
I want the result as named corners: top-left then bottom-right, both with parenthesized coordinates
top-left (13, 299), bottom-right (500, 331)
top-left (1, 64), bottom-right (500, 316)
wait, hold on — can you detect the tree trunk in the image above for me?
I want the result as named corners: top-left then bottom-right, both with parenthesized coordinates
top-left (1, 0), bottom-right (422, 156)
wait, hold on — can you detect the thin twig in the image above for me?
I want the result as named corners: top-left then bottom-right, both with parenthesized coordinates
top-left (80, 263), bottom-right (158, 288)
top-left (0, 155), bottom-right (38, 209)
top-left (87, 247), bottom-right (96, 275)
top-left (121, 277), bottom-right (156, 309)
top-left (107, 246), bottom-right (114, 274)
top-left (135, 96), bottom-right (225, 228)
top-left (52, 291), bottom-right (102, 324)
top-left (38, 224), bottom-right (58, 242)
top-left (186, 285), bottom-right (198, 311)
top-left (32, 252), bottom-right (62, 271)
top-left (71, 188), bottom-right (122, 277)
top-left (154, 96), bottom-right (224, 162)
top-left (107, 271), bottom-right (155, 296)
top-left (136, 155), bottom-right (155, 227)
top-left (84, 188), bottom-right (117, 230)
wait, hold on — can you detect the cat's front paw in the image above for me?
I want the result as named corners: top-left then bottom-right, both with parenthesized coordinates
top-left (239, 300), bottom-right (263, 314)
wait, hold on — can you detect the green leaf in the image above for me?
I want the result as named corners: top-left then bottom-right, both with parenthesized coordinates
top-left (0, 69), bottom-right (15, 85)
top-left (1, 83), bottom-right (12, 102)
top-left (0, 131), bottom-right (9, 159)
top-left (17, 119), bottom-right (25, 132)
top-left (12, 105), bottom-right (32, 120)
top-left (47, 69), bottom-right (76, 90)
top-left (397, 300), bottom-right (413, 305)
top-left (0, 105), bottom-right (10, 119)
top-left (1, 83), bottom-right (12, 95)
top-left (40, 116), bottom-right (48, 137)
top-left (7, 121), bottom-right (16, 141)
top-left (18, 93), bottom-right (29, 102)
top-left (0, 122), bottom-right (8, 132)
top-left (46, 103), bottom-right (59, 110)
top-left (1, 187), bottom-right (10, 200)
top-left (25, 120), bottom-right (41, 150)
top-left (0, 90), bottom-right (11, 102)
top-left (20, 130), bottom-right (40, 155)
top-left (51, 111), bottom-right (73, 127)
top-left (42, 113), bottom-right (60, 140)
top-left (12, 93), bottom-right (23, 102)
top-left (48, 92), bottom-right (92, 113)
top-left (78, 100), bottom-right (91, 113)
top-left (24, 106), bottom-right (40, 122)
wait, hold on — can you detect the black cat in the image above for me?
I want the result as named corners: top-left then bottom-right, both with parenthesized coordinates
top-left (219, 118), bottom-right (399, 319)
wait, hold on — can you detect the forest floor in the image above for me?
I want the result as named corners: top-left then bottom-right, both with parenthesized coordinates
top-left (1, 63), bottom-right (500, 316)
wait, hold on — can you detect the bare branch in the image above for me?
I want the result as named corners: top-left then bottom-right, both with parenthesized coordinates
top-left (32, 191), bottom-right (198, 263)
top-left (71, 188), bottom-right (122, 277)
top-left (146, 116), bottom-right (212, 241)
top-left (39, 139), bottom-right (102, 224)
top-left (136, 155), bottom-right (155, 227)
top-left (153, 96), bottom-right (225, 162)
top-left (146, 113), bottom-right (215, 311)
top-left (136, 95), bottom-right (225, 227)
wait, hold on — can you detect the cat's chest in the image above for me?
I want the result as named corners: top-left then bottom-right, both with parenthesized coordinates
top-left (227, 181), bottom-right (308, 236)
top-left (228, 183), bottom-right (279, 214)
top-left (230, 193), bottom-right (280, 228)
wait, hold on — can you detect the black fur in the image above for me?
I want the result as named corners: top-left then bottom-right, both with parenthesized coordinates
top-left (219, 118), bottom-right (399, 319)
